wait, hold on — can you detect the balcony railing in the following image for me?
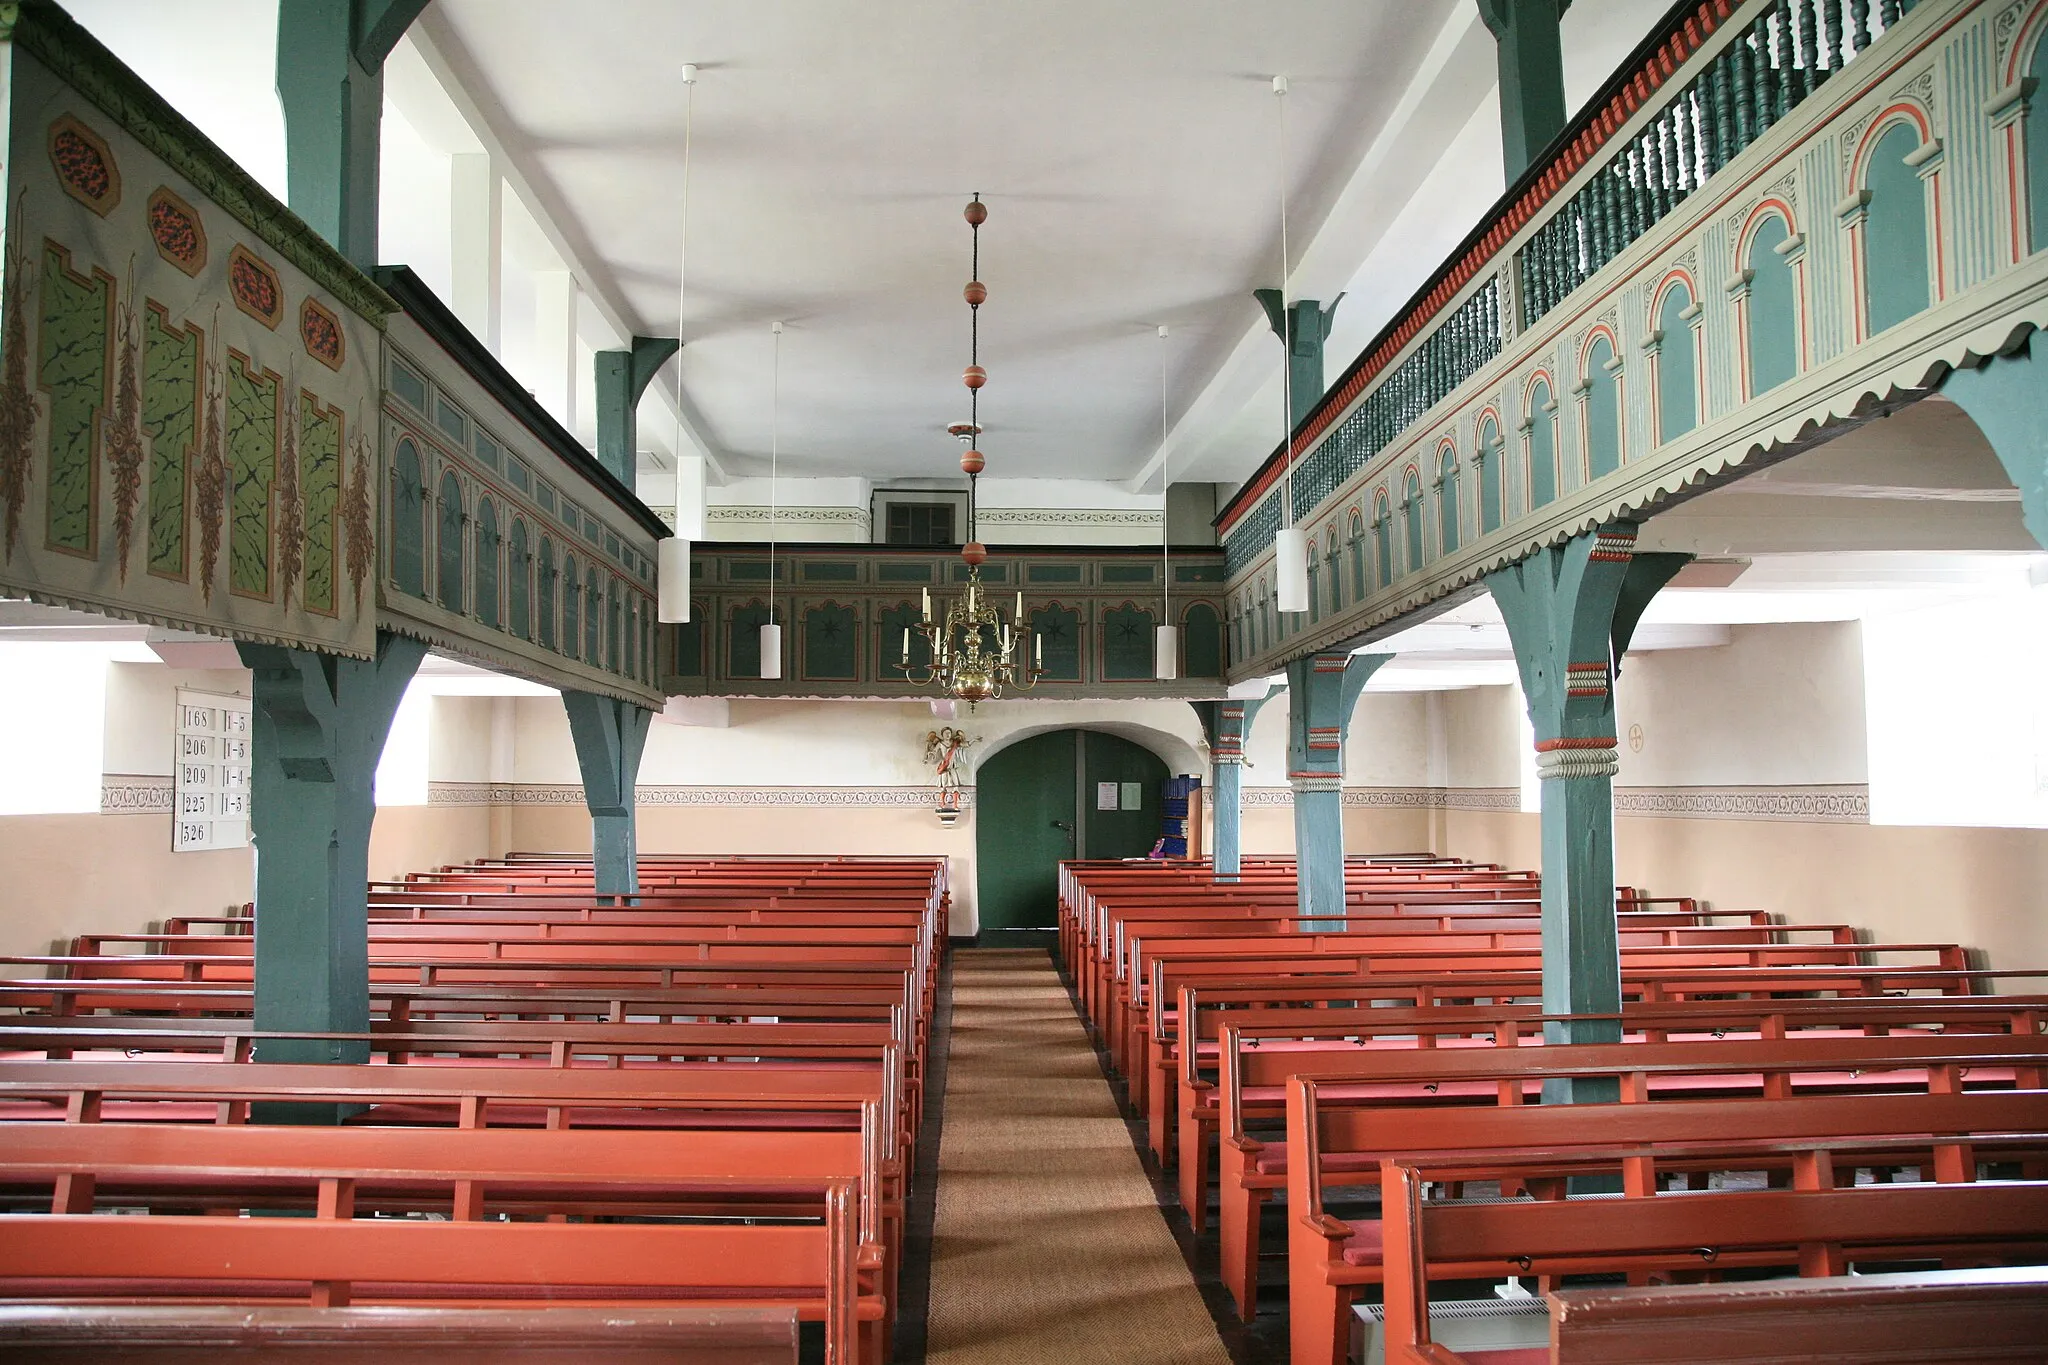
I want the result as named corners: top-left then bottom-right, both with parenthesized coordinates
top-left (1220, 0), bottom-right (1921, 576)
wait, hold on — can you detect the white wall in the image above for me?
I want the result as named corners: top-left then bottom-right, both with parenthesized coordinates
top-left (1615, 622), bottom-right (1869, 787)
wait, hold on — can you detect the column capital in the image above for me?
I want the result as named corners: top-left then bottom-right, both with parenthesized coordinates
top-left (1534, 736), bottom-right (1619, 780)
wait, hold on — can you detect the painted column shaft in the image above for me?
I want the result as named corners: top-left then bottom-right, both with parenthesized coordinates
top-left (563, 691), bottom-right (654, 898)
top-left (1284, 652), bottom-right (1391, 929)
top-left (240, 632), bottom-right (426, 1064)
top-left (1211, 757), bottom-right (1245, 881)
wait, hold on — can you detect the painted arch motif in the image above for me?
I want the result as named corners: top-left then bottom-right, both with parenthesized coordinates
top-left (1434, 440), bottom-right (1459, 556)
top-left (1651, 273), bottom-right (1700, 445)
top-left (1579, 326), bottom-right (1622, 481)
top-left (1475, 411), bottom-right (1504, 534)
top-left (1738, 202), bottom-right (1802, 398)
top-left (1524, 374), bottom-right (1558, 511)
top-left (1849, 104), bottom-right (1938, 339)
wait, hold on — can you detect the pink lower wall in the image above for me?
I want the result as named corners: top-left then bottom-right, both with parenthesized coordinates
top-left (1444, 809), bottom-right (2048, 989)
top-left (0, 804), bottom-right (494, 961)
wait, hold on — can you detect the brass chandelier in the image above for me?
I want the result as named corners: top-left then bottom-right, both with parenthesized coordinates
top-left (897, 196), bottom-right (1042, 707)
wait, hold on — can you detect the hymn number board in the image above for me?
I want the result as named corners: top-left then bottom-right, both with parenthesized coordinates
top-left (173, 690), bottom-right (252, 852)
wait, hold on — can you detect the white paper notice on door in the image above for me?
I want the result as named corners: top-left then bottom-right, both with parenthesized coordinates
top-left (1096, 781), bottom-right (1119, 811)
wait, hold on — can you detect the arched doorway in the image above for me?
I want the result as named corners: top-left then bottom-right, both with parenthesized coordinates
top-left (976, 729), bottom-right (1169, 932)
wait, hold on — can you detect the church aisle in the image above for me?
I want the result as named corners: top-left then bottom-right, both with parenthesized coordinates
top-left (923, 949), bottom-right (1233, 1365)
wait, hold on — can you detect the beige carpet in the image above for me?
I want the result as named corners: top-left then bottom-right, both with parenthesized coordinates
top-left (924, 949), bottom-right (1233, 1365)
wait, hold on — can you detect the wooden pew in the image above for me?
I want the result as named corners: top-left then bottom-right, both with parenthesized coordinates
top-left (0, 1186), bottom-right (867, 1364)
top-left (1542, 1265), bottom-right (2048, 1365)
top-left (1277, 1044), bottom-right (2048, 1365)
top-left (0, 1304), bottom-right (801, 1365)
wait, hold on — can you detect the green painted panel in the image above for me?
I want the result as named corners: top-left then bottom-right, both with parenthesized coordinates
top-left (142, 307), bottom-right (199, 578)
top-left (1437, 454), bottom-right (1460, 555)
top-left (435, 470), bottom-right (463, 612)
top-left (879, 600), bottom-right (933, 676)
top-left (1183, 602), bottom-right (1223, 678)
top-left (674, 614), bottom-right (706, 676)
top-left (474, 497), bottom-right (500, 630)
top-left (954, 561), bottom-right (1010, 583)
top-left (1864, 123), bottom-right (1930, 336)
top-left (727, 601), bottom-right (771, 677)
top-left (1584, 336), bottom-right (1621, 479)
top-left (1747, 215), bottom-right (1798, 395)
top-left (729, 560), bottom-right (784, 582)
top-left (560, 556), bottom-right (580, 655)
top-left (974, 730), bottom-right (1078, 931)
top-left (2033, 43), bottom-right (2048, 256)
top-left (299, 395), bottom-right (340, 614)
top-left (39, 245), bottom-right (109, 555)
top-left (1174, 562), bottom-right (1224, 583)
top-left (801, 560), bottom-right (860, 583)
top-left (1655, 286), bottom-right (1697, 443)
top-left (434, 397), bottom-right (466, 446)
top-left (584, 574), bottom-right (603, 663)
top-left (1027, 563), bottom-right (1082, 584)
top-left (803, 601), bottom-right (858, 680)
top-left (1030, 603), bottom-right (1082, 682)
top-left (1101, 602), bottom-right (1156, 680)
top-left (1101, 563), bottom-right (1154, 583)
top-left (387, 356), bottom-right (428, 411)
top-left (1478, 419), bottom-right (1503, 533)
top-left (877, 562), bottom-right (934, 583)
top-left (391, 437), bottom-right (426, 597)
top-left (225, 357), bottom-right (278, 598)
top-left (1527, 381), bottom-right (1557, 509)
top-left (508, 518), bottom-right (531, 639)
top-left (536, 537), bottom-right (557, 650)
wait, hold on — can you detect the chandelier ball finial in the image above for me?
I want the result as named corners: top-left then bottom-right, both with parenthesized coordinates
top-left (961, 541), bottom-right (987, 567)
top-left (963, 365), bottom-right (986, 390)
top-left (960, 448), bottom-right (985, 475)
top-left (964, 280), bottom-right (987, 307)
top-left (964, 198), bottom-right (987, 227)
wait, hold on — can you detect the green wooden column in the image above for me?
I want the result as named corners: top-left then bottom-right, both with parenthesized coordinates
top-left (1193, 691), bottom-right (1275, 883)
top-left (562, 691), bottom-right (653, 898)
top-left (238, 631), bottom-right (426, 1065)
top-left (1284, 652), bottom-right (1392, 929)
top-left (275, 0), bottom-right (434, 268)
top-left (594, 337), bottom-right (681, 488)
top-left (1943, 347), bottom-right (2048, 548)
top-left (1477, 0), bottom-right (1573, 180)
top-left (1254, 290), bottom-right (1341, 426)
top-left (1487, 525), bottom-right (1685, 1100)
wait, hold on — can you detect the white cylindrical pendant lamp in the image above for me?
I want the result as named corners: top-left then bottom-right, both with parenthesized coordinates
top-left (1275, 526), bottom-right (1309, 613)
top-left (1154, 624), bottom-right (1179, 681)
top-left (758, 621), bottom-right (782, 680)
top-left (657, 537), bottom-right (692, 623)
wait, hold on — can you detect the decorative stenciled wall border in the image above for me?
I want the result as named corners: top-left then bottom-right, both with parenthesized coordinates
top-left (1238, 784), bottom-right (1868, 823)
top-left (430, 782), bottom-right (976, 810)
top-left (976, 508), bottom-right (1165, 530)
top-left (1614, 784), bottom-right (1869, 824)
top-left (101, 774), bottom-right (174, 814)
top-left (707, 506), bottom-right (873, 529)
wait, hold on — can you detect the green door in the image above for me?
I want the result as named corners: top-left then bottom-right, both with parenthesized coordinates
top-left (975, 729), bottom-right (1169, 931)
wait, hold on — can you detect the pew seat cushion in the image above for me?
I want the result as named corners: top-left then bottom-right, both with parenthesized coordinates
top-left (1337, 1223), bottom-right (1385, 1267)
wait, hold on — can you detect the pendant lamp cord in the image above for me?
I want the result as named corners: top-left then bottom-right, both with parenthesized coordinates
top-left (1275, 75), bottom-right (1295, 532)
top-left (1159, 325), bottom-right (1170, 624)
top-left (769, 320), bottom-right (781, 624)
top-left (673, 67), bottom-right (695, 520)
top-left (968, 194), bottom-right (980, 544)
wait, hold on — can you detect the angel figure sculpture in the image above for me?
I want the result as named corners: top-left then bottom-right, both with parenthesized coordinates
top-left (923, 726), bottom-right (977, 814)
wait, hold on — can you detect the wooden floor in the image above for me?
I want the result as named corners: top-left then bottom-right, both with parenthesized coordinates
top-left (923, 949), bottom-right (1233, 1365)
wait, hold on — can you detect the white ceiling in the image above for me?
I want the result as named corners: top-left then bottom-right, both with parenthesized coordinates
top-left (421, 0), bottom-right (1466, 483)
top-left (65, 0), bottom-right (1669, 491)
